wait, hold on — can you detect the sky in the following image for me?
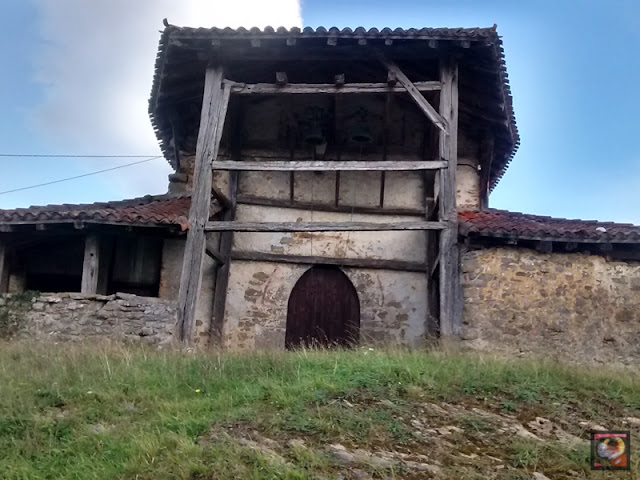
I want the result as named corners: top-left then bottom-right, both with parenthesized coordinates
top-left (1, 0), bottom-right (638, 224)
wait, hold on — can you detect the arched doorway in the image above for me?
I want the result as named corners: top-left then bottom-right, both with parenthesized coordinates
top-left (286, 266), bottom-right (360, 349)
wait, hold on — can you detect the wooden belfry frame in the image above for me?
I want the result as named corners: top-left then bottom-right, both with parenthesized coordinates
top-left (175, 54), bottom-right (460, 344)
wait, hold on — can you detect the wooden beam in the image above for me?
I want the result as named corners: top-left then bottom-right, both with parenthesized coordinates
top-left (176, 66), bottom-right (231, 344)
top-left (205, 239), bottom-right (226, 264)
top-left (231, 251), bottom-right (427, 273)
top-left (237, 194), bottom-right (424, 217)
top-left (378, 55), bottom-right (448, 132)
top-left (438, 56), bottom-right (461, 337)
top-left (205, 221), bottom-right (446, 232)
top-left (0, 241), bottom-right (9, 294)
top-left (211, 160), bottom-right (447, 171)
top-left (81, 234), bottom-right (99, 294)
top-left (226, 81), bottom-right (441, 95)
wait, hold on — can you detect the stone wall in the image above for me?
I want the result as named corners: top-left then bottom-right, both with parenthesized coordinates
top-left (461, 247), bottom-right (640, 365)
top-left (0, 292), bottom-right (176, 345)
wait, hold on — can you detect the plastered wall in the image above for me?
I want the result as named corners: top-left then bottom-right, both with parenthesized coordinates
top-left (222, 260), bottom-right (428, 350)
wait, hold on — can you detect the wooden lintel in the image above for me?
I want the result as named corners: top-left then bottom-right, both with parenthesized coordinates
top-left (378, 55), bottom-right (448, 132)
top-left (211, 160), bottom-right (447, 172)
top-left (225, 80), bottom-right (441, 95)
top-left (275, 71), bottom-right (288, 86)
top-left (176, 66), bottom-right (231, 344)
top-left (205, 240), bottom-right (226, 264)
top-left (205, 220), bottom-right (446, 232)
top-left (231, 251), bottom-right (427, 273)
top-left (0, 241), bottom-right (9, 293)
top-left (81, 234), bottom-right (99, 294)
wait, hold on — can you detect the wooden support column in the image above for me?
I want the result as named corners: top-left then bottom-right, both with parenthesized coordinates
top-left (176, 66), bottom-right (230, 344)
top-left (0, 240), bottom-right (10, 294)
top-left (210, 97), bottom-right (243, 344)
top-left (81, 234), bottom-right (99, 294)
top-left (438, 56), bottom-right (461, 337)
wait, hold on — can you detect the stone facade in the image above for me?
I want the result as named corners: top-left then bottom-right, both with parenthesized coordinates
top-left (461, 247), bottom-right (640, 365)
top-left (0, 292), bottom-right (176, 344)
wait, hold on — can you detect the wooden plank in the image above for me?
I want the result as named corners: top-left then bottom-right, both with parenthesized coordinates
top-left (0, 240), bottom-right (9, 294)
top-left (237, 194), bottom-right (425, 217)
top-left (81, 234), bottom-right (99, 294)
top-left (379, 55), bottom-right (448, 132)
top-left (438, 56), bottom-right (461, 337)
top-left (227, 81), bottom-right (441, 95)
top-left (212, 160), bottom-right (447, 171)
top-left (176, 66), bottom-right (230, 344)
top-left (231, 251), bottom-right (427, 273)
top-left (205, 221), bottom-right (446, 232)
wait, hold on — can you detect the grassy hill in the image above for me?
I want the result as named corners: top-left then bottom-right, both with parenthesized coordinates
top-left (0, 341), bottom-right (638, 479)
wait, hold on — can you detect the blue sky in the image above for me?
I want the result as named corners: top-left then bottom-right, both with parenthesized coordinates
top-left (1, 0), bottom-right (638, 224)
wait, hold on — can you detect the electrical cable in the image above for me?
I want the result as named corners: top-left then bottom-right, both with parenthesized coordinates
top-left (0, 156), bottom-right (162, 196)
top-left (0, 154), bottom-right (160, 158)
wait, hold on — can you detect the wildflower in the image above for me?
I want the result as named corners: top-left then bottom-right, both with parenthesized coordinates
top-left (195, 389), bottom-right (201, 393)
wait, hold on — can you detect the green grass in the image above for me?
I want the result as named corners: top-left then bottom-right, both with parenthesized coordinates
top-left (0, 341), bottom-right (639, 479)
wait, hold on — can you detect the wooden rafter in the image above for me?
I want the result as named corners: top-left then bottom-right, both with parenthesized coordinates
top-left (176, 66), bottom-right (230, 344)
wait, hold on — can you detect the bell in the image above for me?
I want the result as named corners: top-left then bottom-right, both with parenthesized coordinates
top-left (303, 121), bottom-right (326, 145)
top-left (350, 121), bottom-right (373, 144)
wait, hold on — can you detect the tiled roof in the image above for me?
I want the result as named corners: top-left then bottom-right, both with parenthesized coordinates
top-left (0, 194), bottom-right (204, 231)
top-left (459, 209), bottom-right (640, 243)
top-left (150, 24), bottom-right (518, 190)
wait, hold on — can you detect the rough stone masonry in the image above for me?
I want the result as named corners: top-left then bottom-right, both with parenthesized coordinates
top-left (461, 247), bottom-right (640, 365)
top-left (0, 292), bottom-right (175, 344)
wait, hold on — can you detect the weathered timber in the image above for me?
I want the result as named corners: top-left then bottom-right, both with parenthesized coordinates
top-left (81, 234), bottom-right (99, 294)
top-left (0, 241), bottom-right (9, 293)
top-left (379, 55), bottom-right (448, 132)
top-left (176, 66), bottom-right (230, 344)
top-left (211, 171), bottom-right (238, 342)
top-left (231, 251), bottom-right (427, 273)
top-left (237, 194), bottom-right (425, 216)
top-left (211, 160), bottom-right (447, 171)
top-left (205, 221), bottom-right (446, 232)
top-left (438, 56), bottom-right (461, 337)
top-left (226, 81), bottom-right (441, 95)
top-left (205, 240), bottom-right (226, 264)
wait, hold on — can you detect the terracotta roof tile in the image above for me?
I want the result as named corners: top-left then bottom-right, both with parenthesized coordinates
top-left (459, 209), bottom-right (640, 243)
top-left (0, 194), bottom-right (208, 231)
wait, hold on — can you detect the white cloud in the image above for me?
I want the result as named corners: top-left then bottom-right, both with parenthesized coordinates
top-left (29, 0), bottom-right (302, 199)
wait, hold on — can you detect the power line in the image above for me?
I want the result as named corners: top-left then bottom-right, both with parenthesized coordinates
top-left (0, 154), bottom-right (160, 158)
top-left (0, 156), bottom-right (162, 196)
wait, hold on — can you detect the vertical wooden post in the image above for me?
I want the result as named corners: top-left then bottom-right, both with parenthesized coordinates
top-left (210, 97), bottom-right (242, 345)
top-left (0, 240), bottom-right (10, 294)
top-left (176, 66), bottom-right (230, 344)
top-left (81, 234), bottom-right (99, 294)
top-left (438, 56), bottom-right (461, 336)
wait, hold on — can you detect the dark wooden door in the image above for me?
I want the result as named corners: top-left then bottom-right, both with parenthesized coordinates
top-left (286, 266), bottom-right (360, 349)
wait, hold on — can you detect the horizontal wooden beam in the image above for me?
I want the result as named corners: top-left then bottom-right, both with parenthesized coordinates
top-left (205, 221), bottom-right (446, 232)
top-left (231, 250), bottom-right (427, 273)
top-left (226, 81), bottom-right (441, 95)
top-left (212, 160), bottom-right (447, 171)
top-left (237, 194), bottom-right (425, 217)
